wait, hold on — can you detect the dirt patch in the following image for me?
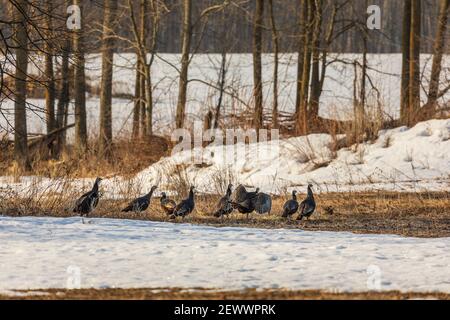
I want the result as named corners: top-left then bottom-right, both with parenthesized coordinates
top-left (1, 287), bottom-right (448, 300)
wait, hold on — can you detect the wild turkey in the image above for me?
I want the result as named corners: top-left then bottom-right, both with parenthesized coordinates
top-left (213, 184), bottom-right (233, 218)
top-left (171, 186), bottom-right (195, 219)
top-left (73, 177), bottom-right (102, 222)
top-left (254, 192), bottom-right (272, 214)
top-left (122, 185), bottom-right (157, 213)
top-left (232, 184), bottom-right (249, 203)
top-left (160, 192), bottom-right (177, 215)
top-left (282, 190), bottom-right (299, 220)
top-left (230, 185), bottom-right (259, 219)
top-left (297, 184), bottom-right (316, 221)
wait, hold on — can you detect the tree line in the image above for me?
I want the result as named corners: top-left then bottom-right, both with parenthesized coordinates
top-left (0, 0), bottom-right (449, 172)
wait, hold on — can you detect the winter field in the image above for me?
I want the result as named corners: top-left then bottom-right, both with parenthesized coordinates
top-left (1, 53), bottom-right (449, 299)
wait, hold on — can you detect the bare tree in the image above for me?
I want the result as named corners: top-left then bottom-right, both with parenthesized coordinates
top-left (268, 0), bottom-right (279, 129)
top-left (132, 54), bottom-right (142, 137)
top-left (297, 0), bottom-right (313, 135)
top-left (44, 0), bottom-right (55, 135)
top-left (175, 0), bottom-right (192, 129)
top-left (309, 0), bottom-right (323, 124)
top-left (252, 0), bottom-right (264, 130)
top-left (295, 0), bottom-right (306, 130)
top-left (139, 0), bottom-right (148, 137)
top-left (12, 0), bottom-right (30, 170)
top-left (421, 0), bottom-right (449, 119)
top-left (99, 0), bottom-right (118, 154)
top-left (408, 0), bottom-right (421, 125)
top-left (55, 38), bottom-right (70, 156)
top-left (400, 0), bottom-right (411, 124)
top-left (73, 0), bottom-right (87, 153)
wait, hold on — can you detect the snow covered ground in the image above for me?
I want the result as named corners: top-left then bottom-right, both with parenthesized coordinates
top-left (0, 216), bottom-right (449, 294)
top-left (131, 118), bottom-right (450, 194)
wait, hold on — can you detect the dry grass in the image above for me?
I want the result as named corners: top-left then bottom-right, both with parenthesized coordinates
top-left (1, 191), bottom-right (449, 238)
top-left (0, 135), bottom-right (171, 178)
top-left (1, 287), bottom-right (448, 300)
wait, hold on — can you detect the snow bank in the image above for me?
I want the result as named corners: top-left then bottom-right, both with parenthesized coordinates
top-left (0, 216), bottom-right (449, 293)
top-left (0, 119), bottom-right (448, 196)
top-left (130, 119), bottom-right (450, 194)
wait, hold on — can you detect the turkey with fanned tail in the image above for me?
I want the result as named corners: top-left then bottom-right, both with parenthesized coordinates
top-left (254, 192), bottom-right (272, 215)
top-left (230, 185), bottom-right (259, 219)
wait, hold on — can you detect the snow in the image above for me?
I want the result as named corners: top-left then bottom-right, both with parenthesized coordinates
top-left (0, 119), bottom-right (449, 196)
top-left (0, 216), bottom-right (449, 294)
top-left (125, 119), bottom-right (450, 194)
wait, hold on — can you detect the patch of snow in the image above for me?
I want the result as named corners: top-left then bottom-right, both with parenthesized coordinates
top-left (0, 216), bottom-right (449, 294)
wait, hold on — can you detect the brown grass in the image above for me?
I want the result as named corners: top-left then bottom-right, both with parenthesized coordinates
top-left (1, 191), bottom-right (449, 238)
top-left (0, 135), bottom-right (171, 178)
top-left (1, 287), bottom-right (448, 300)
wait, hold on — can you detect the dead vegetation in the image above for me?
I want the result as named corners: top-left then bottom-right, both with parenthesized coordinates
top-left (1, 191), bottom-right (449, 238)
top-left (0, 135), bottom-right (171, 178)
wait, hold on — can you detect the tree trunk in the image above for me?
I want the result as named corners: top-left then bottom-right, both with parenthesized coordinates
top-left (99, 0), bottom-right (118, 154)
top-left (139, 0), bottom-right (148, 137)
top-left (423, 0), bottom-right (449, 117)
top-left (357, 21), bottom-right (368, 141)
top-left (295, 0), bottom-right (307, 122)
top-left (268, 0), bottom-right (279, 129)
top-left (213, 9), bottom-right (228, 130)
top-left (44, 0), bottom-right (55, 136)
top-left (13, 0), bottom-right (30, 170)
top-left (400, 0), bottom-right (411, 125)
top-left (132, 58), bottom-right (141, 138)
top-left (214, 50), bottom-right (227, 129)
top-left (73, 0), bottom-right (87, 154)
top-left (145, 0), bottom-right (154, 136)
top-left (297, 0), bottom-right (312, 135)
top-left (145, 63), bottom-right (153, 135)
top-left (175, 0), bottom-right (192, 129)
top-left (409, 0), bottom-right (421, 125)
top-left (55, 39), bottom-right (70, 156)
top-left (252, 0), bottom-right (264, 130)
top-left (309, 0), bottom-right (323, 124)
top-left (140, 63), bottom-right (146, 137)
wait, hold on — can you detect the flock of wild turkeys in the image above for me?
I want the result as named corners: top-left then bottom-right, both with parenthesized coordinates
top-left (73, 178), bottom-right (316, 223)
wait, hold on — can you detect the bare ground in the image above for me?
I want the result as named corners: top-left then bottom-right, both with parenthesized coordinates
top-left (1, 287), bottom-right (449, 300)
